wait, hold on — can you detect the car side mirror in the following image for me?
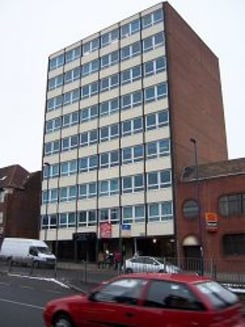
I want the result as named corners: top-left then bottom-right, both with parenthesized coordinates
top-left (88, 291), bottom-right (97, 302)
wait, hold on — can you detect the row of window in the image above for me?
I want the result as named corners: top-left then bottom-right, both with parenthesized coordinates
top-left (48, 55), bottom-right (166, 91)
top-left (43, 138), bottom-right (170, 178)
top-left (183, 192), bottom-right (245, 219)
top-left (46, 84), bottom-right (167, 134)
top-left (42, 169), bottom-right (171, 203)
top-left (49, 8), bottom-right (163, 70)
top-left (47, 62), bottom-right (167, 110)
top-left (41, 200), bottom-right (173, 229)
top-left (44, 109), bottom-right (169, 155)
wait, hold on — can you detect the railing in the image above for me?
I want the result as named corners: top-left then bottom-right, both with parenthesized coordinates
top-left (0, 256), bottom-right (244, 288)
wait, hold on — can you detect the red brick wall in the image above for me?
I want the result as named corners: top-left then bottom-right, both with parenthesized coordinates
top-left (4, 171), bottom-right (41, 239)
top-left (163, 2), bottom-right (228, 175)
top-left (177, 174), bottom-right (245, 273)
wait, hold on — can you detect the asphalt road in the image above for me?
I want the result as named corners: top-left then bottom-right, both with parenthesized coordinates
top-left (0, 274), bottom-right (77, 327)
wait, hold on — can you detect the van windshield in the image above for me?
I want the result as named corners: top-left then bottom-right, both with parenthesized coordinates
top-left (37, 247), bottom-right (52, 255)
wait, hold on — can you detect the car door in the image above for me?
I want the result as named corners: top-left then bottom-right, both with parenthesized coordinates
top-left (143, 257), bottom-right (159, 272)
top-left (138, 280), bottom-right (209, 327)
top-left (85, 277), bottom-right (147, 327)
top-left (131, 256), bottom-right (145, 272)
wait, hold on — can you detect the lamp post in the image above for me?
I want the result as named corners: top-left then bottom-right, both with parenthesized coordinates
top-left (190, 138), bottom-right (204, 275)
top-left (43, 162), bottom-right (50, 242)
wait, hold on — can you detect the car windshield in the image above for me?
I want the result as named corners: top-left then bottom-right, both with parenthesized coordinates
top-left (37, 246), bottom-right (52, 254)
top-left (196, 281), bottom-right (239, 309)
top-left (154, 257), bottom-right (165, 264)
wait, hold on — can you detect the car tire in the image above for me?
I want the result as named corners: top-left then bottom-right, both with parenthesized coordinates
top-left (53, 314), bottom-right (74, 327)
top-left (126, 268), bottom-right (133, 273)
top-left (158, 269), bottom-right (164, 273)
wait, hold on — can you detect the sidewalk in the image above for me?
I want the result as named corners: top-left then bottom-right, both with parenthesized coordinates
top-left (55, 260), bottom-right (119, 293)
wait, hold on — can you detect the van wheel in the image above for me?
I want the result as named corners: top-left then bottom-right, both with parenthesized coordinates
top-left (53, 314), bottom-right (74, 327)
top-left (126, 268), bottom-right (133, 273)
top-left (7, 257), bottom-right (14, 266)
top-left (33, 261), bottom-right (39, 268)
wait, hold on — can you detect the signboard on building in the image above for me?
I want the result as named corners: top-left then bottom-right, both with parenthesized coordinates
top-left (121, 224), bottom-right (131, 237)
top-left (205, 212), bottom-right (218, 232)
top-left (73, 232), bottom-right (97, 242)
top-left (100, 222), bottom-right (112, 238)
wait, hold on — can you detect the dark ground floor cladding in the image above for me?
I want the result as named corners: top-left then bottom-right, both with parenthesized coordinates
top-left (49, 236), bottom-right (176, 262)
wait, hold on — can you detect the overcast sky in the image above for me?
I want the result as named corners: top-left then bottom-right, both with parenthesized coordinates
top-left (0, 0), bottom-right (244, 172)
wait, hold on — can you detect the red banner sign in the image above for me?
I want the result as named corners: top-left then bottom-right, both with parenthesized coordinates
top-left (100, 222), bottom-right (112, 238)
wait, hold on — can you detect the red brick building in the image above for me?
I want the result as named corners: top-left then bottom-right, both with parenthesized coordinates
top-left (176, 158), bottom-right (245, 273)
top-left (0, 165), bottom-right (41, 242)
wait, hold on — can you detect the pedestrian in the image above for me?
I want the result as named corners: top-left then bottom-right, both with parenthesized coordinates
top-left (114, 250), bottom-right (122, 270)
top-left (97, 250), bottom-right (105, 269)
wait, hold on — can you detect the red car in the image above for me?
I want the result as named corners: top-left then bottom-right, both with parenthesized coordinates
top-left (43, 273), bottom-right (245, 327)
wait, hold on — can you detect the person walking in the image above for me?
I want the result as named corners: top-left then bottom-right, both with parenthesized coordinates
top-left (114, 250), bottom-right (122, 270)
top-left (97, 250), bottom-right (105, 269)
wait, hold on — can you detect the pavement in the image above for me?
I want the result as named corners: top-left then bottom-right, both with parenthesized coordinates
top-left (55, 260), bottom-right (119, 293)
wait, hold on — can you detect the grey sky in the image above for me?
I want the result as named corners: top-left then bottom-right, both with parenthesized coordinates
top-left (0, 0), bottom-right (244, 172)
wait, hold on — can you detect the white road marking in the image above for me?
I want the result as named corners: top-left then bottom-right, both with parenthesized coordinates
top-left (9, 273), bottom-right (69, 288)
top-left (0, 297), bottom-right (44, 310)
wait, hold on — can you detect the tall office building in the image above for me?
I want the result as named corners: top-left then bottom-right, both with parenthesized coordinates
top-left (40, 2), bottom-right (227, 260)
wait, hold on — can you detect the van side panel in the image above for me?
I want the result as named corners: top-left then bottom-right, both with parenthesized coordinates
top-left (0, 238), bottom-right (56, 267)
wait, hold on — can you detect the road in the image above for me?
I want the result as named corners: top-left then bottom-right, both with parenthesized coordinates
top-left (0, 274), bottom-right (77, 327)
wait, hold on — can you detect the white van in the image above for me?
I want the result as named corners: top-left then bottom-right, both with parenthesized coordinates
top-left (0, 238), bottom-right (56, 268)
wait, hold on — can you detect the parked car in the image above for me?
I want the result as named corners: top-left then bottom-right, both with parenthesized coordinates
top-left (123, 255), bottom-right (181, 273)
top-left (43, 273), bottom-right (245, 327)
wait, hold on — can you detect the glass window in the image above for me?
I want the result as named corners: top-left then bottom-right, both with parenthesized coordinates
top-left (78, 211), bottom-right (87, 226)
top-left (100, 153), bottom-right (109, 168)
top-left (88, 211), bottom-right (97, 226)
top-left (223, 234), bottom-right (245, 255)
top-left (196, 281), bottom-right (238, 309)
top-left (79, 184), bottom-right (87, 198)
top-left (219, 194), bottom-right (244, 216)
top-left (135, 205), bottom-right (145, 223)
top-left (65, 46), bottom-right (81, 63)
top-left (94, 278), bottom-right (147, 305)
top-left (144, 280), bottom-right (202, 310)
top-left (111, 208), bottom-right (119, 224)
top-left (68, 212), bottom-right (76, 227)
top-left (122, 147), bottom-right (132, 164)
top-left (160, 170), bottom-right (171, 187)
top-left (134, 145), bottom-right (144, 162)
top-left (49, 54), bottom-right (64, 70)
top-left (134, 174), bottom-right (144, 192)
top-left (123, 207), bottom-right (133, 223)
top-left (183, 200), bottom-right (199, 218)
top-left (88, 183), bottom-right (97, 198)
top-left (123, 176), bottom-right (132, 193)
top-left (147, 142), bottom-right (157, 158)
top-left (100, 181), bottom-right (109, 197)
top-left (148, 172), bottom-right (158, 190)
top-left (162, 202), bottom-right (173, 220)
top-left (111, 150), bottom-right (119, 166)
top-left (110, 179), bottom-right (119, 195)
top-left (89, 155), bottom-right (98, 170)
top-left (149, 203), bottom-right (160, 221)
top-left (79, 158), bottom-right (88, 172)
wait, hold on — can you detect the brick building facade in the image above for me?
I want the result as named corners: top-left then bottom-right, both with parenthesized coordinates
top-left (176, 158), bottom-right (245, 273)
top-left (0, 165), bottom-right (41, 242)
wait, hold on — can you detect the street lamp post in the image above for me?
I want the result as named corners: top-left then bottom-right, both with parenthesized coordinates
top-left (190, 138), bottom-right (204, 275)
top-left (43, 162), bottom-right (50, 242)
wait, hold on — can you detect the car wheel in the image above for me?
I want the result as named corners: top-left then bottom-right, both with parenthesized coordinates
top-left (158, 269), bottom-right (164, 273)
top-left (126, 268), bottom-right (133, 273)
top-left (53, 314), bottom-right (74, 327)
